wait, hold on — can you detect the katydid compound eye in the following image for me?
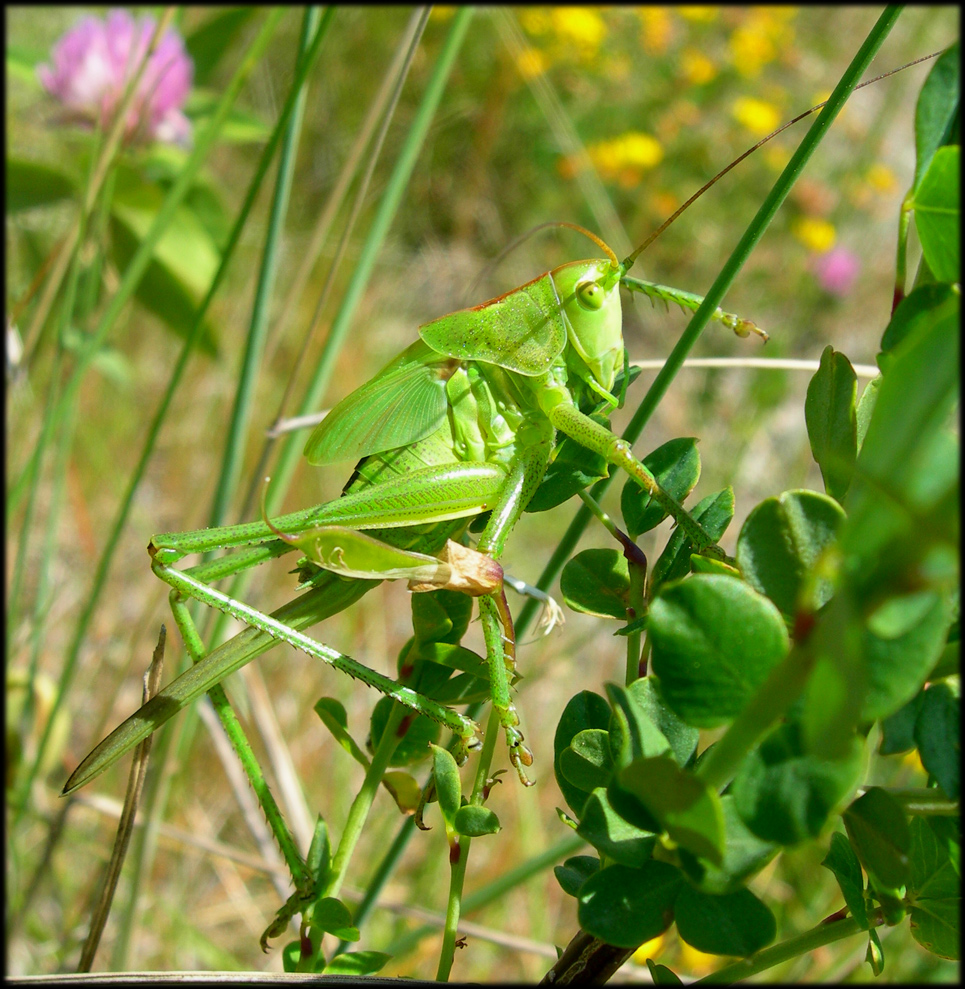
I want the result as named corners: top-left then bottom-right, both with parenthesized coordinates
top-left (576, 279), bottom-right (605, 311)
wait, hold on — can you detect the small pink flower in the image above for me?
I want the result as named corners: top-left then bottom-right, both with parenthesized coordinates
top-left (812, 247), bottom-right (861, 297)
top-left (38, 9), bottom-right (193, 146)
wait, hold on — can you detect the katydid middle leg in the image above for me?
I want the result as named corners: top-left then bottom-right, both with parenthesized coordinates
top-left (472, 422), bottom-right (554, 785)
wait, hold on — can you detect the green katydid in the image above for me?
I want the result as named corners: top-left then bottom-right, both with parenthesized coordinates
top-left (63, 226), bottom-right (751, 796)
top-left (62, 58), bottom-right (924, 798)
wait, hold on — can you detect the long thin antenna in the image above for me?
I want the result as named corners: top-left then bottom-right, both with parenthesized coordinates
top-left (621, 50), bottom-right (945, 269)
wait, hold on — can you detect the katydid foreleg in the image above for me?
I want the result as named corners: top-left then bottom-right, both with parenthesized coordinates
top-left (546, 400), bottom-right (723, 557)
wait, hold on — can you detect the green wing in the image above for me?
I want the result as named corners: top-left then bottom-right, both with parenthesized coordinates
top-left (304, 342), bottom-right (450, 465)
top-left (419, 271), bottom-right (566, 376)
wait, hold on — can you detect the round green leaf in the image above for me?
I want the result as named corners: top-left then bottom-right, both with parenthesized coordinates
top-left (576, 788), bottom-right (656, 868)
top-left (554, 855), bottom-right (601, 897)
top-left (843, 787), bottom-right (911, 890)
top-left (651, 488), bottom-right (735, 592)
top-left (911, 145), bottom-right (960, 283)
top-left (454, 804), bottom-right (501, 837)
top-left (618, 755), bottom-right (726, 865)
top-left (736, 490), bottom-right (845, 619)
top-left (430, 744), bottom-right (462, 829)
top-left (311, 897), bottom-right (358, 941)
top-left (862, 590), bottom-right (953, 721)
top-left (909, 816), bottom-right (961, 960)
top-left (679, 795), bottom-right (779, 896)
top-left (649, 575), bottom-right (790, 728)
top-left (632, 677), bottom-right (699, 768)
top-left (554, 691), bottom-right (612, 816)
top-left (578, 861), bottom-right (683, 948)
top-left (914, 680), bottom-right (960, 799)
top-left (559, 728), bottom-right (614, 792)
top-left (675, 885), bottom-right (776, 957)
top-left (913, 43), bottom-right (960, 189)
top-left (732, 721), bottom-right (864, 846)
top-left (606, 681), bottom-right (672, 769)
top-left (822, 831), bottom-right (870, 930)
top-left (323, 950), bottom-right (392, 977)
top-left (561, 548), bottom-right (630, 619)
top-left (621, 437), bottom-right (700, 538)
top-left (805, 349), bottom-right (858, 502)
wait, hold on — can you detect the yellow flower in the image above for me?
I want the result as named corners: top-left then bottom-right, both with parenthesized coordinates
top-left (678, 941), bottom-right (722, 976)
top-left (551, 6), bottom-right (607, 52)
top-left (638, 7), bottom-right (673, 55)
top-left (519, 8), bottom-right (551, 35)
top-left (678, 6), bottom-right (718, 24)
top-left (429, 6), bottom-right (454, 21)
top-left (729, 24), bottom-right (775, 77)
top-left (516, 46), bottom-right (548, 80)
top-left (622, 132), bottom-right (664, 168)
top-left (792, 216), bottom-right (836, 253)
top-left (728, 8), bottom-right (795, 77)
top-left (681, 47), bottom-right (717, 86)
top-left (901, 748), bottom-right (925, 773)
top-left (631, 933), bottom-right (666, 965)
top-left (867, 162), bottom-right (898, 194)
top-left (589, 131), bottom-right (664, 182)
top-left (732, 96), bottom-right (781, 136)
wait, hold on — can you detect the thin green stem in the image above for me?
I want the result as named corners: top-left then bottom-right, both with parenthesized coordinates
top-left (574, 489), bottom-right (646, 684)
top-left (322, 701), bottom-right (407, 901)
top-left (695, 912), bottom-right (882, 984)
top-left (383, 832), bottom-right (584, 962)
top-left (878, 788), bottom-right (959, 815)
top-left (170, 594), bottom-right (311, 888)
top-left (626, 560), bottom-right (646, 685)
top-left (436, 706), bottom-right (501, 982)
top-left (331, 815), bottom-right (418, 957)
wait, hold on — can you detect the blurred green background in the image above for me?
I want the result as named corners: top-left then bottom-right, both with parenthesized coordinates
top-left (6, 6), bottom-right (958, 980)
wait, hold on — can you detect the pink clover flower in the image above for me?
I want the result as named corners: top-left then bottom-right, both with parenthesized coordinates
top-left (38, 9), bottom-right (193, 146)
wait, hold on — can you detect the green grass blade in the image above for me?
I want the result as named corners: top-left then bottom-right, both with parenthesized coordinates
top-left (207, 7), bottom-right (332, 531)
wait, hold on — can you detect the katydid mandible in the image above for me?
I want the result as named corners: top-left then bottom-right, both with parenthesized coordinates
top-left (63, 60), bottom-right (920, 797)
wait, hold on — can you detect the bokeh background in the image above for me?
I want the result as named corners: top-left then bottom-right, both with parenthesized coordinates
top-left (7, 6), bottom-right (959, 980)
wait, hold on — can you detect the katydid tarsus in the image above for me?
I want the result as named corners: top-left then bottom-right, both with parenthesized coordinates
top-left (62, 54), bottom-right (933, 909)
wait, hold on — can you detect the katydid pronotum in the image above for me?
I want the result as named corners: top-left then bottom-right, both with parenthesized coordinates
top-left (61, 54), bottom-right (933, 941)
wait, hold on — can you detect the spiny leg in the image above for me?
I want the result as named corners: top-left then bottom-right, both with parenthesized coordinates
top-left (475, 425), bottom-right (553, 784)
top-left (155, 561), bottom-right (483, 756)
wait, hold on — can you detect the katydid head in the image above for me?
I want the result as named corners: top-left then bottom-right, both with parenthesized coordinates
top-left (552, 257), bottom-right (624, 403)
